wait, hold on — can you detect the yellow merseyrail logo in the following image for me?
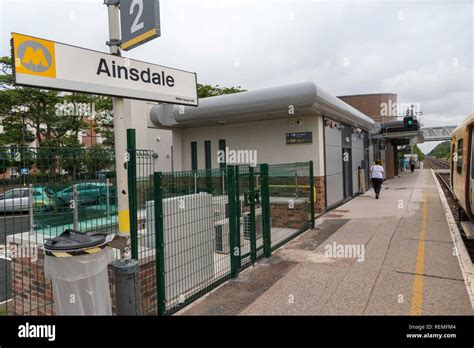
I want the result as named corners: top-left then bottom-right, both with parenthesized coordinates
top-left (13, 33), bottom-right (56, 78)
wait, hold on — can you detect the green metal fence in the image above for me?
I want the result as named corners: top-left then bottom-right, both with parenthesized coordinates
top-left (153, 168), bottom-right (232, 314)
top-left (148, 161), bottom-right (314, 315)
top-left (1, 146), bottom-right (117, 315)
top-left (1, 138), bottom-right (315, 316)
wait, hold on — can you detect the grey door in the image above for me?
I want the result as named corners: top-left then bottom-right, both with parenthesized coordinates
top-left (343, 148), bottom-right (353, 198)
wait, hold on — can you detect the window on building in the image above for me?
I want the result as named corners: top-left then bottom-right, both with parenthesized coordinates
top-left (204, 141), bottom-right (212, 169)
top-left (219, 139), bottom-right (226, 169)
top-left (457, 139), bottom-right (463, 174)
top-left (191, 141), bottom-right (197, 170)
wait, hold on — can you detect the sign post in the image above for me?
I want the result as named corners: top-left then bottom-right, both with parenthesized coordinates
top-left (106, 0), bottom-right (141, 315)
top-left (105, 0), bottom-right (131, 260)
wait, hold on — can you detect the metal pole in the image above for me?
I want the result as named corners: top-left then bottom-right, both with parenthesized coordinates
top-left (295, 171), bottom-right (298, 198)
top-left (127, 129), bottom-right (138, 260)
top-left (106, 178), bottom-right (110, 218)
top-left (260, 164), bottom-right (271, 257)
top-left (106, 0), bottom-right (130, 259)
top-left (29, 184), bottom-right (34, 235)
top-left (226, 166), bottom-right (239, 278)
top-left (309, 161), bottom-right (315, 229)
top-left (105, 1), bottom-right (141, 315)
top-left (249, 166), bottom-right (257, 265)
top-left (113, 259), bottom-right (141, 315)
top-left (194, 172), bottom-right (197, 193)
top-left (72, 184), bottom-right (78, 231)
top-left (154, 172), bottom-right (166, 315)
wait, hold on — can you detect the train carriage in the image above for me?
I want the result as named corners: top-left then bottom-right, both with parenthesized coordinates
top-left (451, 113), bottom-right (474, 220)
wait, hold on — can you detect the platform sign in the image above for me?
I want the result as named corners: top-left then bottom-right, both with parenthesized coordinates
top-left (11, 33), bottom-right (198, 106)
top-left (286, 132), bottom-right (313, 145)
top-left (120, 0), bottom-right (160, 51)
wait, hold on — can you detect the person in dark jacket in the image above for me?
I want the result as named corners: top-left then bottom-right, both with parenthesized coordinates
top-left (409, 156), bottom-right (416, 173)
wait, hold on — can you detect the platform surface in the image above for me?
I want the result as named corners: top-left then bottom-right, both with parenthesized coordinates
top-left (180, 169), bottom-right (474, 315)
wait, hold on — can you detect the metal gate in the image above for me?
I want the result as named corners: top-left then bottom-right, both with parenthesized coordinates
top-left (226, 164), bottom-right (271, 274)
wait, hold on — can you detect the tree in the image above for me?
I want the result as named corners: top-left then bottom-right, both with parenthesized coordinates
top-left (0, 147), bottom-right (10, 174)
top-left (0, 57), bottom-right (113, 149)
top-left (197, 84), bottom-right (246, 98)
top-left (93, 97), bottom-right (114, 147)
top-left (413, 144), bottom-right (425, 161)
top-left (83, 144), bottom-right (114, 176)
top-left (428, 141), bottom-right (451, 159)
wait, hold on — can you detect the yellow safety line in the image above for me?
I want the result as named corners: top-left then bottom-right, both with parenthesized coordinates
top-left (410, 192), bottom-right (429, 315)
top-left (122, 28), bottom-right (158, 50)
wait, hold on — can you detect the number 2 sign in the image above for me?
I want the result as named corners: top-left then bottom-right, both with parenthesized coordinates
top-left (120, 0), bottom-right (161, 51)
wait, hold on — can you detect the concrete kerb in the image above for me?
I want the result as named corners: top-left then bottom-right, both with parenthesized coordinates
top-left (431, 169), bottom-right (474, 308)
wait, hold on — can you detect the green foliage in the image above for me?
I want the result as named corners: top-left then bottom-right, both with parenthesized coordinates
top-left (428, 141), bottom-right (451, 159)
top-left (413, 144), bottom-right (425, 161)
top-left (197, 84), bottom-right (246, 98)
top-left (9, 147), bottom-right (35, 171)
top-left (0, 56), bottom-right (113, 149)
top-left (0, 147), bottom-right (9, 174)
top-left (83, 144), bottom-right (114, 175)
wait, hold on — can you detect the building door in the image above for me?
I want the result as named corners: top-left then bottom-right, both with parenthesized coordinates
top-left (343, 148), bottom-right (353, 198)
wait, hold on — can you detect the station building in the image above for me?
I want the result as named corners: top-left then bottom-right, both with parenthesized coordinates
top-left (144, 81), bottom-right (382, 212)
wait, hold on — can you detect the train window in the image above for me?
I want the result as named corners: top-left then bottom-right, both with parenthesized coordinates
top-left (457, 139), bottom-right (463, 174)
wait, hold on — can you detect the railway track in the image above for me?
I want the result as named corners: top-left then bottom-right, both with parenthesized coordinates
top-left (425, 156), bottom-right (450, 169)
top-left (425, 156), bottom-right (474, 261)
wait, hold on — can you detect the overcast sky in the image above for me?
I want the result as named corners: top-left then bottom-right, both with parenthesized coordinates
top-left (1, 0), bottom-right (472, 152)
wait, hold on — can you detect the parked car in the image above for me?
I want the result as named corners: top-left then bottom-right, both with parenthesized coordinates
top-left (53, 182), bottom-right (113, 207)
top-left (0, 186), bottom-right (54, 213)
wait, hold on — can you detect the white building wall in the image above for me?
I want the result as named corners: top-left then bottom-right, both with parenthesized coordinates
top-left (171, 116), bottom-right (324, 175)
top-left (129, 100), bottom-right (173, 172)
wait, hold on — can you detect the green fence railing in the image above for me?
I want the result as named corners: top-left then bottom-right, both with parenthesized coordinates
top-left (1, 145), bottom-right (117, 315)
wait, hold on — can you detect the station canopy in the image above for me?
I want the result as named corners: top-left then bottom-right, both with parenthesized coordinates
top-left (150, 81), bottom-right (376, 132)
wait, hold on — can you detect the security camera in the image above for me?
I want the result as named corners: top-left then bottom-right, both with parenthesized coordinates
top-left (156, 137), bottom-right (161, 142)
top-left (296, 119), bottom-right (302, 125)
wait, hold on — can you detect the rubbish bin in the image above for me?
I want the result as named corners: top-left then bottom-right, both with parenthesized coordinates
top-left (44, 229), bottom-right (114, 315)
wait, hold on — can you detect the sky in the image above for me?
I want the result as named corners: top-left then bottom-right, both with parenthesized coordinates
top-left (0, 0), bottom-right (472, 153)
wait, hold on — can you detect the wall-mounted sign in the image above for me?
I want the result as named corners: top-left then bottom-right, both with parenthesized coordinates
top-left (286, 132), bottom-right (313, 145)
top-left (391, 138), bottom-right (410, 146)
top-left (120, 0), bottom-right (161, 51)
top-left (11, 33), bottom-right (198, 106)
top-left (20, 168), bottom-right (29, 175)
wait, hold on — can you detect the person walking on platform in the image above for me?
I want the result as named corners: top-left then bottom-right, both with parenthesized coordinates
top-left (409, 156), bottom-right (416, 173)
top-left (370, 160), bottom-right (384, 199)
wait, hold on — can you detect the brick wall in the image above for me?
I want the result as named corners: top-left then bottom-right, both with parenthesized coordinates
top-left (314, 175), bottom-right (325, 213)
top-left (7, 249), bottom-right (55, 316)
top-left (269, 198), bottom-right (311, 230)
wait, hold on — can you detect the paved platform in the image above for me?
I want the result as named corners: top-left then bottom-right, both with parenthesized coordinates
top-left (180, 169), bottom-right (474, 315)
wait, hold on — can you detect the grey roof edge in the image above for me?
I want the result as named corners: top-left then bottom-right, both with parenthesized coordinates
top-left (150, 81), bottom-right (376, 131)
